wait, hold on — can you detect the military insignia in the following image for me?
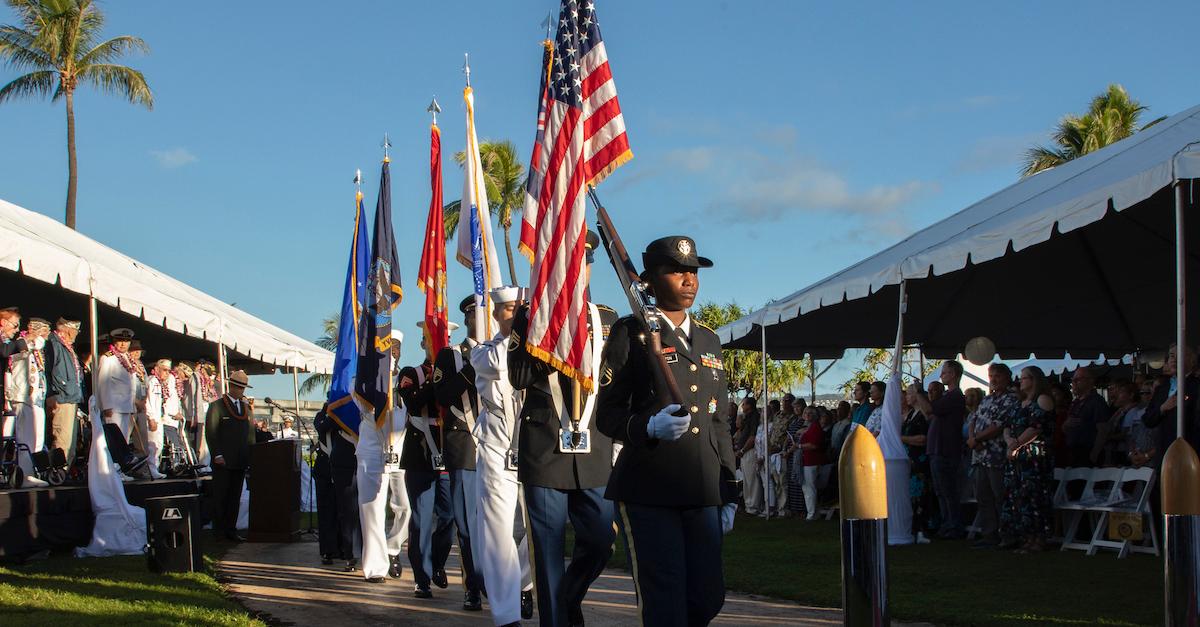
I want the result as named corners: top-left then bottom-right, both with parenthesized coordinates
top-left (664, 353), bottom-right (678, 364)
top-left (700, 353), bottom-right (724, 370)
top-left (432, 367), bottom-right (443, 383)
top-left (677, 239), bottom-right (692, 256)
top-left (708, 397), bottom-right (718, 414)
top-left (599, 366), bottom-right (614, 387)
top-left (661, 346), bottom-right (676, 355)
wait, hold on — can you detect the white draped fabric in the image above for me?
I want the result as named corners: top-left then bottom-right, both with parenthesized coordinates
top-left (75, 398), bottom-right (146, 557)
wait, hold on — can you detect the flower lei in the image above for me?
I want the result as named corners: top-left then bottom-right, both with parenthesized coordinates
top-left (197, 365), bottom-right (220, 402)
top-left (55, 330), bottom-right (82, 382)
top-left (107, 344), bottom-right (138, 376)
top-left (155, 369), bottom-right (173, 399)
top-left (8, 331), bottom-right (45, 373)
top-left (222, 395), bottom-right (249, 420)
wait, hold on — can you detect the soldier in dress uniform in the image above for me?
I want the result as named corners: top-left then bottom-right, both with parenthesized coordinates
top-left (329, 400), bottom-right (361, 570)
top-left (312, 403), bottom-right (346, 565)
top-left (471, 285), bottom-right (536, 627)
top-left (205, 369), bottom-right (257, 542)
top-left (509, 230), bottom-right (617, 627)
top-left (433, 296), bottom-right (486, 610)
top-left (597, 235), bottom-right (739, 627)
top-left (398, 322), bottom-right (458, 598)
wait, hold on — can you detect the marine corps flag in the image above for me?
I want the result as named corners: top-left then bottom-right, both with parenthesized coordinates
top-left (418, 122), bottom-right (450, 357)
top-left (456, 81), bottom-right (504, 341)
top-left (326, 186), bottom-right (370, 436)
top-left (353, 158), bottom-right (403, 429)
top-left (523, 0), bottom-right (631, 390)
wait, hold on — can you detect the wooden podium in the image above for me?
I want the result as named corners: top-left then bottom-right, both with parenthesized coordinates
top-left (248, 439), bottom-right (301, 542)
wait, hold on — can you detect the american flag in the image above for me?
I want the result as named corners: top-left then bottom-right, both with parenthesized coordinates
top-left (521, 0), bottom-right (631, 390)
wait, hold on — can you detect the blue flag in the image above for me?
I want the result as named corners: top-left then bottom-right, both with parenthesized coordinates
top-left (327, 189), bottom-right (370, 436)
top-left (353, 159), bottom-right (403, 429)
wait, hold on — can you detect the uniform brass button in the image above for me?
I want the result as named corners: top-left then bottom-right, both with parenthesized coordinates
top-left (690, 405), bottom-right (699, 413)
top-left (690, 384), bottom-right (698, 392)
top-left (689, 364), bottom-right (697, 372)
top-left (690, 426), bottom-right (699, 434)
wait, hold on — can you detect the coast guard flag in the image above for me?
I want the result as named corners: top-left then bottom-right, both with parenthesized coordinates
top-left (326, 188), bottom-right (370, 436)
top-left (455, 84), bottom-right (503, 342)
top-left (353, 159), bottom-right (403, 429)
top-left (522, 0), bottom-right (632, 390)
top-left (418, 122), bottom-right (450, 357)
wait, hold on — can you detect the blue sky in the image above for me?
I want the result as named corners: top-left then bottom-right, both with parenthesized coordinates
top-left (2, 1), bottom-right (1198, 401)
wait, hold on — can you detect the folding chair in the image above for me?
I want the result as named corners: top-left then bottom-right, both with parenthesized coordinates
top-left (1060, 467), bottom-right (1122, 552)
top-left (1048, 467), bottom-right (1067, 541)
top-left (1086, 467), bottom-right (1159, 558)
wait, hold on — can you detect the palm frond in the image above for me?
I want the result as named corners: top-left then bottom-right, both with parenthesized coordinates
top-left (76, 34), bottom-right (147, 66)
top-left (0, 69), bottom-right (56, 103)
top-left (76, 62), bottom-right (152, 108)
top-left (299, 373), bottom-right (331, 396)
top-left (0, 25), bottom-right (53, 69)
top-left (1021, 145), bottom-right (1068, 177)
top-left (443, 199), bottom-right (461, 239)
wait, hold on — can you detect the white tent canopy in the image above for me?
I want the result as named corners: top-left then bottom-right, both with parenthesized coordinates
top-left (0, 198), bottom-right (332, 374)
top-left (719, 103), bottom-right (1200, 360)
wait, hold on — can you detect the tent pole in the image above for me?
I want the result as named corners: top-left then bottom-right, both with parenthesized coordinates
top-left (761, 316), bottom-right (770, 521)
top-left (1176, 181), bottom-right (1187, 440)
top-left (88, 297), bottom-right (99, 394)
top-left (292, 366), bottom-right (301, 418)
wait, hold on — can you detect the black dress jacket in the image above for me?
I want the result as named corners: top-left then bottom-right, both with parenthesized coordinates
top-left (509, 304), bottom-right (617, 490)
top-left (596, 315), bottom-right (737, 507)
top-left (434, 343), bottom-right (479, 471)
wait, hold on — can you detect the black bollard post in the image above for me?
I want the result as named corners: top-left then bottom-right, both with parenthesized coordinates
top-left (1163, 437), bottom-right (1200, 626)
top-left (838, 426), bottom-right (888, 627)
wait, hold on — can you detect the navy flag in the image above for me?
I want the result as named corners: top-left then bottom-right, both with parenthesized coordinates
top-left (353, 158), bottom-right (403, 429)
top-left (326, 186), bottom-right (370, 435)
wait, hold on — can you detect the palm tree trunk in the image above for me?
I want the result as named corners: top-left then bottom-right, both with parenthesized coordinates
top-left (809, 356), bottom-right (816, 403)
top-left (65, 90), bottom-right (78, 230)
top-left (503, 222), bottom-right (518, 285)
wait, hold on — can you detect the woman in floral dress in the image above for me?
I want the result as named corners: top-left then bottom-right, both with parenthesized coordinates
top-left (1001, 366), bottom-right (1057, 552)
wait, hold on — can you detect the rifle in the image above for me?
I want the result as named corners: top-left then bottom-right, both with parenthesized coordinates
top-left (588, 185), bottom-right (685, 407)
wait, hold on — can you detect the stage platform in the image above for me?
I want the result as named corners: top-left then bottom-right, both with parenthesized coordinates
top-left (0, 476), bottom-right (208, 558)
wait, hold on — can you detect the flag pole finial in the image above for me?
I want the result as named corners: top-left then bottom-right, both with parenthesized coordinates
top-left (354, 168), bottom-right (362, 190)
top-left (427, 97), bottom-right (442, 126)
top-left (542, 10), bottom-right (553, 40)
top-left (381, 133), bottom-right (391, 162)
top-left (463, 53), bottom-right (471, 88)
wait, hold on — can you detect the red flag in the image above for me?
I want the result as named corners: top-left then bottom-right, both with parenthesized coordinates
top-left (418, 123), bottom-right (449, 357)
top-left (522, 0), bottom-right (632, 391)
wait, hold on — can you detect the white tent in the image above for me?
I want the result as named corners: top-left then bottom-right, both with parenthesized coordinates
top-left (1008, 353), bottom-right (1133, 377)
top-left (718, 103), bottom-right (1200, 360)
top-left (0, 198), bottom-right (332, 374)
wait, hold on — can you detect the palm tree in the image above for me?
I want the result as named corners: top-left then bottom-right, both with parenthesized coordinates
top-left (443, 140), bottom-right (526, 284)
top-left (299, 312), bottom-right (340, 395)
top-left (1022, 84), bottom-right (1155, 177)
top-left (0, 0), bottom-right (153, 229)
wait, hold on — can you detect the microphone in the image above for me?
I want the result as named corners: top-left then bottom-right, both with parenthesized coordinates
top-left (262, 397), bottom-right (296, 417)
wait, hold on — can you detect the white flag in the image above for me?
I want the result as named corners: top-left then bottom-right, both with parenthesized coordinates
top-left (456, 85), bottom-right (504, 341)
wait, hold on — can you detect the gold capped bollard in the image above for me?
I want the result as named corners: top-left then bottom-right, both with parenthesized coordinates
top-left (838, 426), bottom-right (888, 627)
top-left (1162, 437), bottom-right (1200, 626)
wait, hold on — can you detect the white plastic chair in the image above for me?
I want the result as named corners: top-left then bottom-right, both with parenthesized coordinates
top-left (1060, 467), bottom-right (1122, 552)
top-left (1086, 467), bottom-right (1159, 558)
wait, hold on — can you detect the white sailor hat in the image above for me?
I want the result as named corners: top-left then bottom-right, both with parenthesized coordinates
top-left (487, 286), bottom-right (527, 304)
top-left (390, 328), bottom-right (404, 343)
top-left (416, 320), bottom-right (461, 331)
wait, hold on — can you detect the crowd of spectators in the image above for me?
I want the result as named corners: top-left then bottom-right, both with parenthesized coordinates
top-left (732, 343), bottom-right (1192, 552)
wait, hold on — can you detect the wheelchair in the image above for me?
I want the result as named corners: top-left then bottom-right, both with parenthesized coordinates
top-left (159, 423), bottom-right (202, 479)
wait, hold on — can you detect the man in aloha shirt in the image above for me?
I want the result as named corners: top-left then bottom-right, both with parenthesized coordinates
top-left (966, 363), bottom-right (1020, 548)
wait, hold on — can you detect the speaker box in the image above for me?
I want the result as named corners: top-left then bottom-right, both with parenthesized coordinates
top-left (144, 494), bottom-right (202, 573)
top-left (248, 439), bottom-right (301, 542)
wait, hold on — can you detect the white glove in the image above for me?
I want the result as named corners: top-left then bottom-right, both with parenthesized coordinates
top-left (721, 503), bottom-right (737, 534)
top-left (646, 404), bottom-right (690, 441)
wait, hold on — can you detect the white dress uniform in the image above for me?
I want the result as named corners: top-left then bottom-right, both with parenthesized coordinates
top-left (185, 371), bottom-right (213, 467)
top-left (471, 331), bottom-right (534, 625)
top-left (357, 405), bottom-right (412, 580)
top-left (97, 351), bottom-right (136, 438)
top-left (5, 338), bottom-right (46, 477)
top-left (145, 374), bottom-right (181, 479)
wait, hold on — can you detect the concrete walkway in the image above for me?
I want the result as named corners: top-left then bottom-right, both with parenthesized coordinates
top-left (219, 537), bottom-right (844, 626)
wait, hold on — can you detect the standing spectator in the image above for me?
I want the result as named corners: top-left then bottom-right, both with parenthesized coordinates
top-left (280, 416), bottom-right (299, 439)
top-left (830, 400), bottom-right (853, 458)
top-left (915, 360), bottom-right (967, 540)
top-left (901, 383), bottom-right (932, 543)
top-left (851, 381), bottom-right (873, 426)
top-left (0, 307), bottom-right (29, 421)
top-left (7, 318), bottom-right (50, 486)
top-left (966, 364), bottom-right (1019, 549)
top-left (207, 370), bottom-right (256, 542)
top-left (43, 318), bottom-right (83, 467)
top-left (784, 405), bottom-right (806, 516)
top-left (736, 397), bottom-right (764, 516)
top-left (1096, 381), bottom-right (1139, 466)
top-left (128, 340), bottom-right (150, 462)
top-left (767, 405), bottom-right (792, 515)
top-left (726, 401), bottom-right (739, 439)
top-left (927, 381), bottom-right (945, 403)
top-left (1142, 344), bottom-right (1200, 465)
top-left (1050, 382), bottom-right (1071, 462)
top-left (864, 381), bottom-right (886, 436)
top-left (1001, 366), bottom-right (1057, 552)
top-left (798, 406), bottom-right (828, 520)
top-left (1126, 380), bottom-right (1158, 468)
top-left (1064, 368), bottom-right (1110, 466)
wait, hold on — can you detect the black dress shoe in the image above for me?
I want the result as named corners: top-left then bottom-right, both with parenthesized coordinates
top-left (463, 589), bottom-right (482, 611)
top-left (414, 585), bottom-right (433, 599)
top-left (432, 568), bottom-right (448, 589)
top-left (224, 532), bottom-right (246, 543)
top-left (344, 559), bottom-right (358, 572)
top-left (388, 555), bottom-right (403, 578)
top-left (321, 554), bottom-right (334, 565)
top-left (521, 590), bottom-right (534, 619)
top-left (366, 576), bottom-right (387, 584)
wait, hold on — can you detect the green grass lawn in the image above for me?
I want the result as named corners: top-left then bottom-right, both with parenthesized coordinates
top-left (0, 542), bottom-right (262, 626)
top-left (721, 513), bottom-right (1160, 626)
